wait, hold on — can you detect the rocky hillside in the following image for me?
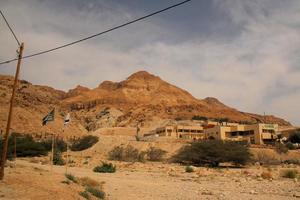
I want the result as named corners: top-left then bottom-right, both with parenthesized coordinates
top-left (0, 75), bottom-right (86, 137)
top-left (0, 71), bottom-right (291, 135)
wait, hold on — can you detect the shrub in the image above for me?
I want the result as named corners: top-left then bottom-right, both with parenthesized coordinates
top-left (0, 134), bottom-right (49, 159)
top-left (79, 191), bottom-right (90, 200)
top-left (185, 166), bottom-right (194, 173)
top-left (275, 143), bottom-right (289, 154)
top-left (192, 116), bottom-right (208, 121)
top-left (286, 142), bottom-right (296, 150)
top-left (146, 147), bottom-right (167, 161)
top-left (261, 171), bottom-right (273, 179)
top-left (173, 140), bottom-right (251, 167)
top-left (53, 149), bottom-right (65, 165)
top-left (85, 186), bottom-right (105, 199)
top-left (65, 173), bottom-right (77, 183)
top-left (42, 138), bottom-right (67, 152)
top-left (93, 162), bottom-right (116, 173)
top-left (289, 131), bottom-right (300, 143)
top-left (138, 151), bottom-right (147, 163)
top-left (254, 150), bottom-right (281, 165)
top-left (282, 169), bottom-right (298, 179)
top-left (109, 145), bottom-right (139, 162)
top-left (70, 135), bottom-right (98, 151)
top-left (79, 177), bottom-right (100, 187)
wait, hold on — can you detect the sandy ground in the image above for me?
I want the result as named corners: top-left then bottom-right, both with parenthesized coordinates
top-left (1, 159), bottom-right (300, 200)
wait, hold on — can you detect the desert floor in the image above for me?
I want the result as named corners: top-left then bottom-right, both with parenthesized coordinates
top-left (1, 159), bottom-right (300, 200)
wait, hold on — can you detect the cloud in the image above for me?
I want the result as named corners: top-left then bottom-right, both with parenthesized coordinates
top-left (0, 0), bottom-right (299, 125)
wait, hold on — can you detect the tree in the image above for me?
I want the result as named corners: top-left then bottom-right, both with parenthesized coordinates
top-left (173, 140), bottom-right (251, 167)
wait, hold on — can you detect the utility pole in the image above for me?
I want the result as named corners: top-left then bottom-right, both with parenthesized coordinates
top-left (0, 43), bottom-right (24, 180)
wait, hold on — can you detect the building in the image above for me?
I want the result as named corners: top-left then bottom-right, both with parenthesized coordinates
top-left (151, 122), bottom-right (279, 145)
top-left (204, 123), bottom-right (279, 145)
top-left (155, 125), bottom-right (204, 140)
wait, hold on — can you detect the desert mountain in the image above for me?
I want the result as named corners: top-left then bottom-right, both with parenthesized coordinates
top-left (0, 71), bottom-right (291, 135)
top-left (0, 75), bottom-right (87, 137)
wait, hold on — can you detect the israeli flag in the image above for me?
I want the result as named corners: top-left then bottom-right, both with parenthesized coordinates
top-left (64, 113), bottom-right (71, 125)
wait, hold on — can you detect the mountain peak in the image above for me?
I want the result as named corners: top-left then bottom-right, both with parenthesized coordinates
top-left (127, 71), bottom-right (158, 80)
top-left (65, 85), bottom-right (90, 98)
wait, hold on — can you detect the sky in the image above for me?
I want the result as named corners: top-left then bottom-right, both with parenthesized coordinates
top-left (0, 0), bottom-right (299, 125)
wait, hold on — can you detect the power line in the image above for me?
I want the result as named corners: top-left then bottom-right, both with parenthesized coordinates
top-left (0, 10), bottom-right (21, 47)
top-left (0, 0), bottom-right (192, 65)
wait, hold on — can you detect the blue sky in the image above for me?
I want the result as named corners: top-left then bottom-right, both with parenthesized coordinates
top-left (0, 0), bottom-right (299, 125)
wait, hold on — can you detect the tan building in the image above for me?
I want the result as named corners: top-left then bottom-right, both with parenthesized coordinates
top-left (153, 123), bottom-right (279, 145)
top-left (155, 125), bottom-right (204, 140)
top-left (204, 123), bottom-right (279, 145)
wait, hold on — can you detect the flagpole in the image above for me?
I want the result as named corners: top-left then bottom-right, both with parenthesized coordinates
top-left (51, 133), bottom-right (54, 171)
top-left (65, 139), bottom-right (69, 174)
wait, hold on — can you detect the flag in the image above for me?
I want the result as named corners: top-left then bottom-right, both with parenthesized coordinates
top-left (42, 108), bottom-right (55, 126)
top-left (64, 113), bottom-right (71, 125)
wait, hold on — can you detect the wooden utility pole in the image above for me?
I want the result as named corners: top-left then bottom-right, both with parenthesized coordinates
top-left (0, 43), bottom-right (24, 180)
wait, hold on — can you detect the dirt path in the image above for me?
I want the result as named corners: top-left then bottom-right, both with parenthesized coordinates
top-left (1, 159), bottom-right (299, 200)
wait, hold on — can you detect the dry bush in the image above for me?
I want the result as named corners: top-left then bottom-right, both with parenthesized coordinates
top-left (261, 171), bottom-right (273, 179)
top-left (281, 169), bottom-right (298, 179)
top-left (65, 173), bottom-right (77, 183)
top-left (109, 145), bottom-right (143, 162)
top-left (185, 166), bottom-right (194, 173)
top-left (79, 177), bottom-right (101, 188)
top-left (93, 162), bottom-right (116, 173)
top-left (254, 150), bottom-right (281, 165)
top-left (85, 186), bottom-right (105, 199)
top-left (146, 147), bottom-right (167, 161)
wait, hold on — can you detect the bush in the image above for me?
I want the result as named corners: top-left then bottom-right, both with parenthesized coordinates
top-left (42, 138), bottom-right (67, 152)
top-left (289, 131), bottom-right (300, 143)
top-left (85, 186), bottom-right (105, 199)
top-left (261, 171), bottom-right (273, 179)
top-left (192, 116), bottom-right (208, 121)
top-left (286, 142), bottom-right (296, 150)
top-left (282, 169), bottom-right (298, 179)
top-left (146, 147), bottom-right (167, 161)
top-left (79, 191), bottom-right (90, 200)
top-left (79, 177), bottom-right (100, 187)
top-left (185, 166), bottom-right (194, 173)
top-left (109, 145), bottom-right (140, 162)
top-left (0, 133), bottom-right (48, 159)
top-left (70, 135), bottom-right (98, 151)
top-left (93, 162), bottom-right (116, 173)
top-left (173, 140), bottom-right (251, 167)
top-left (275, 143), bottom-right (289, 154)
top-left (65, 173), bottom-right (77, 183)
top-left (53, 149), bottom-right (65, 165)
top-left (254, 151), bottom-right (281, 165)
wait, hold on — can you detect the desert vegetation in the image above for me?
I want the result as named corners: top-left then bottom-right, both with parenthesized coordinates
top-left (108, 145), bottom-right (167, 162)
top-left (173, 140), bottom-right (251, 167)
top-left (70, 135), bottom-right (99, 151)
top-left (0, 133), bottom-right (48, 159)
top-left (93, 162), bottom-right (116, 173)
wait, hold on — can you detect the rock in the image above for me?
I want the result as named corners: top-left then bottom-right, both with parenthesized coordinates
top-left (250, 190), bottom-right (258, 195)
top-left (294, 178), bottom-right (298, 183)
top-left (293, 193), bottom-right (300, 198)
top-left (202, 191), bottom-right (213, 195)
top-left (257, 177), bottom-right (263, 181)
